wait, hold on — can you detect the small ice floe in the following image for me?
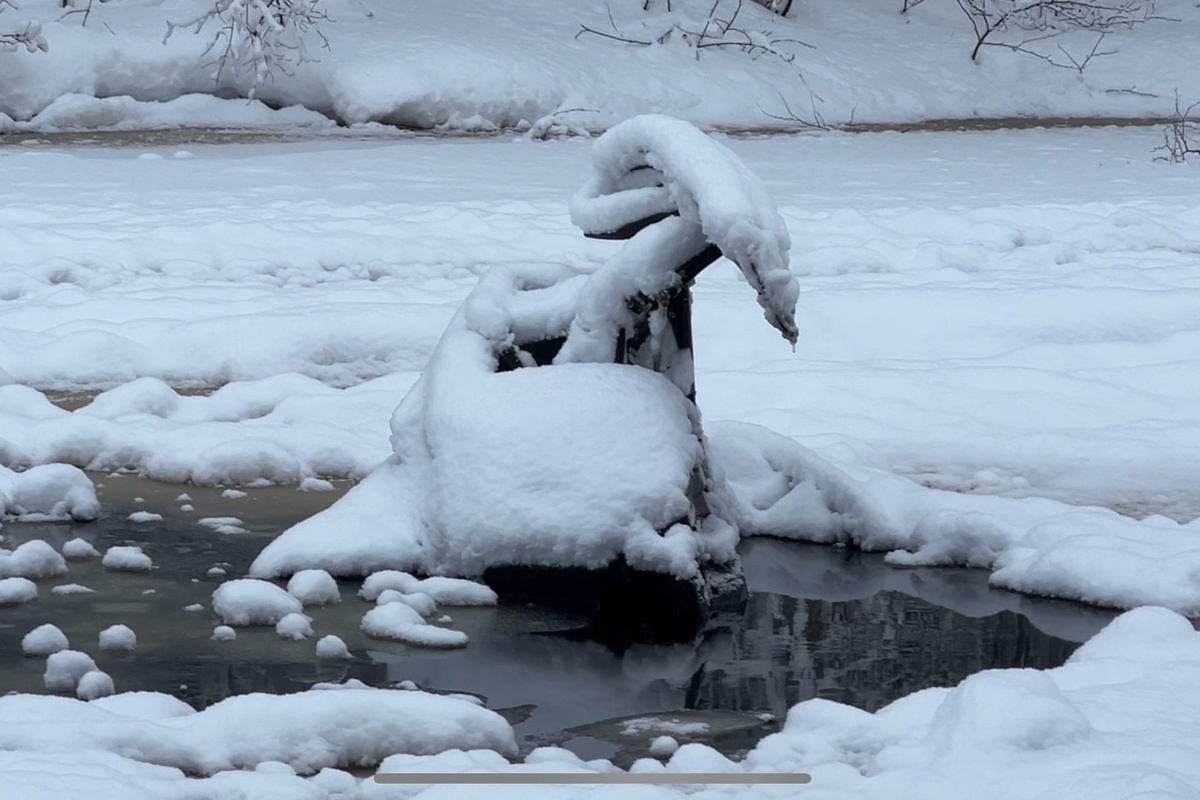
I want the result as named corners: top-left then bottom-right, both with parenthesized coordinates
top-left (375, 589), bottom-right (436, 617)
top-left (180, 504), bottom-right (194, 512)
top-left (286, 569), bottom-right (340, 607)
top-left (207, 567), bottom-right (226, 578)
top-left (44, 650), bottom-right (98, 692)
top-left (76, 670), bottom-right (115, 700)
top-left (360, 603), bottom-right (468, 648)
top-left (221, 489), bottom-right (248, 500)
top-left (98, 624), bottom-right (136, 651)
top-left (175, 493), bottom-right (192, 502)
top-left (0, 576), bottom-right (37, 604)
top-left (61, 538), bottom-right (100, 559)
top-left (315, 634), bottom-right (350, 660)
top-left (22, 623), bottom-right (69, 656)
top-left (198, 516), bottom-right (247, 535)
top-left (275, 612), bottom-right (313, 641)
top-left (52, 584), bottom-right (95, 595)
top-left (212, 625), bottom-right (237, 641)
top-left (0, 540), bottom-right (68, 579)
top-left (184, 603), bottom-right (204, 612)
top-left (102, 546), bottom-right (153, 572)
top-left (212, 578), bottom-right (303, 625)
top-left (127, 511), bottom-right (163, 523)
top-left (298, 477), bottom-right (335, 492)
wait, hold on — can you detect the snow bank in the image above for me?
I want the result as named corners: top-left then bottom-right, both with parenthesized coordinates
top-left (0, 464), bottom-right (98, 521)
top-left (0, 687), bottom-right (517, 775)
top-left (13, 93), bottom-right (334, 132)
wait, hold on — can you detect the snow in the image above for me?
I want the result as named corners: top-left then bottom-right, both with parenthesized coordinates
top-left (43, 649), bottom-right (98, 692)
top-left (286, 569), bottom-right (341, 606)
top-left (0, 576), bottom-right (38, 604)
top-left (77, 670), bottom-right (116, 700)
top-left (198, 516), bottom-right (247, 535)
top-left (62, 537), bottom-right (100, 559)
top-left (127, 510), bottom-right (162, 523)
top-left (52, 583), bottom-right (94, 595)
top-left (315, 634), bottom-right (350, 660)
top-left (211, 625), bottom-right (236, 641)
top-left (359, 571), bottom-right (497, 607)
top-left (98, 624), bottom-right (136, 652)
top-left (0, 539), bottom-right (68, 578)
top-left (22, 623), bottom-right (69, 656)
top-left (649, 736), bottom-right (680, 758)
top-left (375, 589), bottom-right (436, 618)
top-left (275, 612), bottom-right (314, 641)
top-left (360, 602), bottom-right (469, 649)
top-left (101, 546), bottom-right (153, 573)
top-left (0, 464), bottom-right (99, 521)
top-left (212, 578), bottom-right (304, 626)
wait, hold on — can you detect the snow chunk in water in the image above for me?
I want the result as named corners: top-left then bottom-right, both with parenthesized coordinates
top-left (44, 650), bottom-right (98, 692)
top-left (22, 624), bottom-right (68, 656)
top-left (360, 603), bottom-right (468, 649)
top-left (127, 511), bottom-right (162, 523)
top-left (315, 635), bottom-right (350, 660)
top-left (286, 569), bottom-right (340, 606)
top-left (275, 612), bottom-right (313, 641)
top-left (98, 625), bottom-right (136, 652)
top-left (101, 546), bottom-right (153, 573)
top-left (360, 570), bottom-right (496, 607)
top-left (51, 583), bottom-right (94, 595)
top-left (61, 538), bottom-right (100, 559)
top-left (0, 539), bottom-right (67, 579)
top-left (212, 579), bottom-right (303, 626)
top-left (0, 464), bottom-right (99, 521)
top-left (376, 589), bottom-right (436, 617)
top-left (211, 625), bottom-right (237, 642)
top-left (76, 670), bottom-right (116, 701)
top-left (0, 577), bottom-right (37, 605)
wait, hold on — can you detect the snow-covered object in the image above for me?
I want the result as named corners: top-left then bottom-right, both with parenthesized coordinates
top-left (76, 671), bottom-right (115, 700)
top-left (0, 687), bottom-right (517, 774)
top-left (44, 650), bottom-right (98, 692)
top-left (650, 735), bottom-right (680, 758)
top-left (98, 625), bottom-right (136, 652)
top-left (286, 569), bottom-right (340, 606)
top-left (0, 539), bottom-right (67, 579)
top-left (51, 584), bottom-right (94, 595)
top-left (568, 114), bottom-right (799, 346)
top-left (375, 589), bottom-right (436, 618)
top-left (101, 546), bottom-right (153, 572)
top-left (360, 603), bottom-right (468, 648)
top-left (274, 612), bottom-right (313, 641)
top-left (0, 464), bottom-right (99, 521)
top-left (61, 538), bottom-right (100, 559)
top-left (22, 624), bottom-right (69, 657)
top-left (315, 634), bottom-right (350, 660)
top-left (212, 579), bottom-right (303, 626)
top-left (0, 577), bottom-right (37, 604)
top-left (359, 571), bottom-right (497, 606)
top-left (211, 625), bottom-right (237, 641)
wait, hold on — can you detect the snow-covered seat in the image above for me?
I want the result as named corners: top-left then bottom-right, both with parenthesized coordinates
top-left (251, 114), bottom-right (800, 643)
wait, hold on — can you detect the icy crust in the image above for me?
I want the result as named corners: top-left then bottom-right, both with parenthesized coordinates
top-left (710, 421), bottom-right (1200, 615)
top-left (0, 687), bottom-right (516, 775)
top-left (570, 115), bottom-right (799, 345)
top-left (0, 464), bottom-right (98, 521)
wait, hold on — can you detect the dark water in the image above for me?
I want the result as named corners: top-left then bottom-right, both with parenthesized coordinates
top-left (0, 475), bottom-right (1116, 764)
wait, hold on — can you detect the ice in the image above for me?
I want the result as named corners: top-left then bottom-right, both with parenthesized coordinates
top-left (0, 464), bottom-right (99, 521)
top-left (44, 650), bottom-right (98, 692)
top-left (286, 569), bottom-right (341, 607)
top-left (61, 537), bottom-right (100, 559)
top-left (360, 602), bottom-right (469, 649)
top-left (275, 612), bottom-right (314, 641)
top-left (0, 539), bottom-right (68, 579)
top-left (52, 583), bottom-right (94, 595)
top-left (315, 635), bottom-right (350, 660)
top-left (76, 671), bottom-right (116, 701)
top-left (212, 578), bottom-right (304, 626)
top-left (0, 576), bottom-right (38, 605)
top-left (98, 625), bottom-right (136, 652)
top-left (211, 625), bottom-right (236, 642)
top-left (22, 623), bottom-right (69, 656)
top-left (127, 511), bottom-right (162, 523)
top-left (101, 546), bottom-right (153, 573)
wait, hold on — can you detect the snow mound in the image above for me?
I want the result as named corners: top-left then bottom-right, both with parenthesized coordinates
top-left (376, 589), bottom-right (436, 618)
top-left (275, 612), bottom-right (313, 641)
top-left (51, 583), bottom-right (94, 595)
top-left (286, 569), bottom-right (340, 606)
top-left (16, 94), bottom-right (335, 132)
top-left (127, 511), bottom-right (162, 523)
top-left (76, 671), bottom-right (116, 701)
top-left (44, 650), bottom-right (98, 692)
top-left (211, 625), bottom-right (236, 642)
top-left (212, 579), bottom-right (303, 626)
top-left (22, 624), bottom-right (69, 657)
top-left (0, 576), bottom-right (37, 605)
top-left (360, 602), bottom-right (468, 649)
top-left (61, 538), bottom-right (100, 559)
top-left (101, 546), bottom-right (153, 573)
top-left (360, 570), bottom-right (496, 607)
top-left (315, 635), bottom-right (350, 660)
top-left (0, 539), bottom-right (67, 579)
top-left (0, 464), bottom-right (99, 521)
top-left (98, 625), bottom-right (136, 652)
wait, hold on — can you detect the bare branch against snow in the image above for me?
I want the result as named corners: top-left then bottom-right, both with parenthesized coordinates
top-left (0, 0), bottom-right (48, 53)
top-left (163, 0), bottom-right (330, 98)
top-left (1154, 90), bottom-right (1200, 163)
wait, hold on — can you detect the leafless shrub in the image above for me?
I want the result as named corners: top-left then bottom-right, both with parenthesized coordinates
top-left (1154, 92), bottom-right (1200, 163)
top-left (163, 0), bottom-right (330, 97)
top-left (0, 0), bottom-right (48, 52)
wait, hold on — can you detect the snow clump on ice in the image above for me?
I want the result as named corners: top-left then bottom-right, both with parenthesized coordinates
top-left (359, 571), bottom-right (497, 606)
top-left (101, 546), bottom-right (153, 572)
top-left (0, 577), bottom-right (37, 604)
top-left (211, 625), bottom-right (237, 641)
top-left (22, 624), bottom-right (69, 656)
top-left (375, 589), bottom-right (436, 617)
top-left (212, 578), bottom-right (303, 626)
top-left (275, 612), bottom-right (313, 641)
top-left (98, 624), bottom-right (136, 651)
top-left (61, 538), bottom-right (100, 559)
top-left (43, 650), bottom-right (98, 691)
top-left (76, 670), bottom-right (115, 700)
top-left (315, 634), bottom-right (350, 659)
top-left (0, 539), bottom-right (67, 579)
top-left (0, 464), bottom-right (99, 521)
top-left (127, 511), bottom-right (162, 523)
top-left (286, 569), bottom-right (340, 606)
top-left (360, 602), bottom-right (468, 648)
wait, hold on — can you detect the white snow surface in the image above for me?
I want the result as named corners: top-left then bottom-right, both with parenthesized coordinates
top-left (286, 569), bottom-right (341, 606)
top-left (212, 578), bottom-right (303, 626)
top-left (101, 545), bottom-right (153, 573)
top-left (21, 623), bottom-right (69, 656)
top-left (98, 624), bottom-right (136, 652)
top-left (0, 464), bottom-right (99, 521)
top-left (0, 575), bottom-right (37, 604)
